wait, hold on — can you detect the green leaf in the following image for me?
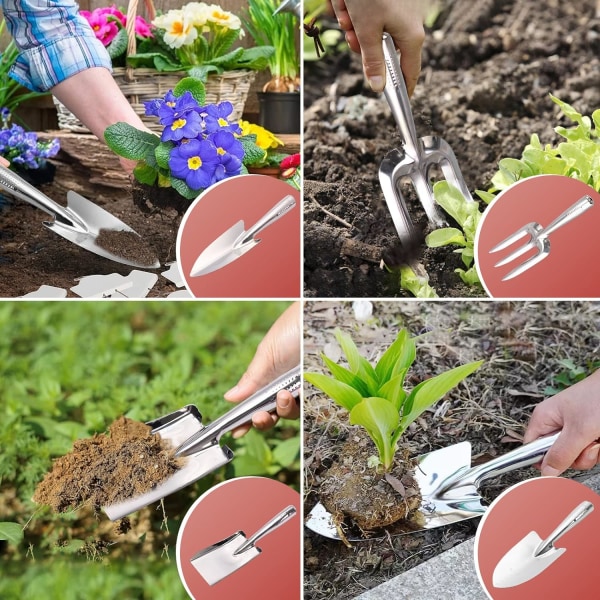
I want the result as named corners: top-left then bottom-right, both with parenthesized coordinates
top-left (375, 329), bottom-right (415, 383)
top-left (334, 329), bottom-right (379, 392)
top-left (457, 267), bottom-right (481, 286)
top-left (0, 522), bottom-right (23, 545)
top-left (187, 65), bottom-right (220, 82)
top-left (233, 46), bottom-right (275, 71)
top-left (173, 77), bottom-right (206, 105)
top-left (377, 371), bottom-right (407, 412)
top-left (133, 163), bottom-right (157, 186)
top-left (401, 361), bottom-right (483, 428)
top-left (350, 397), bottom-right (400, 470)
top-left (321, 353), bottom-right (370, 396)
top-left (398, 265), bottom-right (438, 298)
top-left (425, 227), bottom-right (467, 248)
top-left (475, 189), bottom-right (496, 204)
top-left (272, 437), bottom-right (299, 466)
top-left (550, 94), bottom-right (587, 129)
top-left (303, 372), bottom-right (363, 411)
top-left (170, 177), bottom-right (200, 200)
top-left (104, 123), bottom-right (159, 160)
top-left (240, 136), bottom-right (267, 166)
top-left (155, 142), bottom-right (173, 170)
top-left (107, 28), bottom-right (128, 60)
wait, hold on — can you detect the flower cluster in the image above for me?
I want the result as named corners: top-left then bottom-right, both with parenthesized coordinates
top-left (280, 153), bottom-right (300, 190)
top-left (81, 5), bottom-right (152, 63)
top-left (0, 109), bottom-right (59, 170)
top-left (145, 91), bottom-right (244, 190)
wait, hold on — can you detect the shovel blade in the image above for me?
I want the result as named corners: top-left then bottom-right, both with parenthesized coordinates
top-left (492, 531), bottom-right (565, 588)
top-left (103, 405), bottom-right (233, 521)
top-left (45, 191), bottom-right (160, 269)
top-left (305, 441), bottom-right (483, 541)
top-left (191, 531), bottom-right (260, 585)
top-left (190, 221), bottom-right (258, 277)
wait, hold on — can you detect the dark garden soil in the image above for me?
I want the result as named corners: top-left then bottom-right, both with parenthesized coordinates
top-left (303, 0), bottom-right (600, 298)
top-left (303, 301), bottom-right (600, 599)
top-left (33, 416), bottom-right (184, 514)
top-left (0, 162), bottom-right (182, 297)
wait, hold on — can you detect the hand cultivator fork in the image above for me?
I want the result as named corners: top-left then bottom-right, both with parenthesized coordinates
top-left (489, 195), bottom-right (594, 281)
top-left (379, 33), bottom-right (473, 246)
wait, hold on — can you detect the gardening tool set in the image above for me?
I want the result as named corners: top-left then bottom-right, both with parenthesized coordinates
top-left (492, 500), bottom-right (594, 588)
top-left (489, 194), bottom-right (594, 281)
top-left (0, 163), bottom-right (159, 269)
top-left (191, 505), bottom-right (297, 585)
top-left (306, 432), bottom-right (561, 542)
top-left (103, 365), bottom-right (301, 520)
top-left (190, 194), bottom-right (296, 277)
top-left (379, 33), bottom-right (473, 246)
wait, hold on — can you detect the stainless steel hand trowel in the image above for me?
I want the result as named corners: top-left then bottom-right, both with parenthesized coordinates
top-left (191, 505), bottom-right (297, 585)
top-left (0, 163), bottom-right (159, 268)
top-left (306, 433), bottom-right (560, 542)
top-left (492, 500), bottom-right (594, 588)
top-left (103, 365), bottom-right (301, 520)
top-left (190, 195), bottom-right (296, 277)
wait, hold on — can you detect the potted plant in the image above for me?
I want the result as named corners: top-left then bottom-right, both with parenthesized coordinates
top-left (104, 76), bottom-right (267, 212)
top-left (243, 0), bottom-right (300, 133)
top-left (305, 327), bottom-right (482, 542)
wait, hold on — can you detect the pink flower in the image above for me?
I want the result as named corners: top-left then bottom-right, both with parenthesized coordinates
top-left (134, 16), bottom-right (153, 39)
top-left (96, 6), bottom-right (127, 26)
top-left (83, 10), bottom-right (119, 46)
top-left (280, 153), bottom-right (300, 169)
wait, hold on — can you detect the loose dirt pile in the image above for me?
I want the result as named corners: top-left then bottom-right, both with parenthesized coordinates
top-left (33, 416), bottom-right (184, 513)
top-left (95, 228), bottom-right (159, 268)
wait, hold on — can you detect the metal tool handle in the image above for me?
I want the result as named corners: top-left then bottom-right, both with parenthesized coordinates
top-left (541, 195), bottom-right (594, 238)
top-left (234, 505), bottom-right (297, 555)
top-left (534, 500), bottom-right (594, 557)
top-left (0, 163), bottom-right (83, 228)
top-left (440, 432), bottom-right (560, 494)
top-left (239, 195), bottom-right (296, 245)
top-left (273, 0), bottom-right (301, 18)
top-left (382, 33), bottom-right (420, 155)
top-left (175, 365), bottom-right (301, 456)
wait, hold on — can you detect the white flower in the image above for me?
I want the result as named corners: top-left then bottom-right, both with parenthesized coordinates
top-left (155, 10), bottom-right (198, 48)
top-left (206, 4), bottom-right (241, 29)
top-left (183, 2), bottom-right (210, 28)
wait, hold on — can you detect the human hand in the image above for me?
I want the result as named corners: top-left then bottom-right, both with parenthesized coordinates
top-left (331, 0), bottom-right (425, 94)
top-left (224, 302), bottom-right (301, 437)
top-left (523, 369), bottom-right (600, 476)
top-left (0, 157), bottom-right (9, 167)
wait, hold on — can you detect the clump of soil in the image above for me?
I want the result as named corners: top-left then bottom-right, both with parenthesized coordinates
top-left (319, 434), bottom-right (422, 539)
top-left (96, 229), bottom-right (159, 268)
top-left (33, 416), bottom-right (185, 513)
top-left (131, 181), bottom-right (192, 215)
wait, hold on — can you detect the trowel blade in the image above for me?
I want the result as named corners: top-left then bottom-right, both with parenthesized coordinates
top-left (492, 531), bottom-right (565, 588)
top-left (45, 191), bottom-right (160, 269)
top-left (305, 441), bottom-right (481, 541)
top-left (190, 220), bottom-right (258, 277)
top-left (103, 405), bottom-right (233, 520)
top-left (191, 531), bottom-right (260, 585)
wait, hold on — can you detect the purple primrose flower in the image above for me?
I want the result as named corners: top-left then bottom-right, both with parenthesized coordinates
top-left (203, 102), bottom-right (241, 134)
top-left (168, 139), bottom-right (220, 190)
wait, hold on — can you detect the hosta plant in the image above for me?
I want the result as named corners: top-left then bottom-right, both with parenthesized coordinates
top-left (305, 328), bottom-right (482, 471)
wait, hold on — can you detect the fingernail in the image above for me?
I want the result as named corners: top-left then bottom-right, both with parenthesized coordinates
top-left (223, 385), bottom-right (239, 400)
top-left (541, 465), bottom-right (561, 477)
top-left (368, 76), bottom-right (384, 92)
top-left (279, 393), bottom-right (291, 409)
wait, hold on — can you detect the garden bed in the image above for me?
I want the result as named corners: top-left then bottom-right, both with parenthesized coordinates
top-left (303, 0), bottom-right (600, 297)
top-left (303, 300), bottom-right (600, 598)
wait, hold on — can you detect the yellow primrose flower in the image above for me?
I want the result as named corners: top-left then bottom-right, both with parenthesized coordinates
top-left (182, 2), bottom-right (210, 28)
top-left (239, 120), bottom-right (283, 150)
top-left (154, 10), bottom-right (198, 48)
top-left (207, 4), bottom-right (241, 29)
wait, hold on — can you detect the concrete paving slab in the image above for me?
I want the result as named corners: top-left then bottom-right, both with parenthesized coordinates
top-left (357, 472), bottom-right (600, 600)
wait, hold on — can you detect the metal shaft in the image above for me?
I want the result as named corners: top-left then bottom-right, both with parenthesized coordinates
top-left (234, 505), bottom-right (297, 555)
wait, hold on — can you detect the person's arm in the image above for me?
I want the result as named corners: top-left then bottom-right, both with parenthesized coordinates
top-left (331, 0), bottom-right (425, 95)
top-left (523, 369), bottom-right (600, 476)
top-left (224, 302), bottom-right (301, 437)
top-left (3, 0), bottom-right (148, 169)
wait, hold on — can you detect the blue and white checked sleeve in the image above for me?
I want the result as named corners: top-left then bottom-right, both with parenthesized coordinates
top-left (2, 0), bottom-right (112, 92)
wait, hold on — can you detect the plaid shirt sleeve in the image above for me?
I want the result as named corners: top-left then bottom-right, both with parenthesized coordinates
top-left (2, 0), bottom-right (112, 92)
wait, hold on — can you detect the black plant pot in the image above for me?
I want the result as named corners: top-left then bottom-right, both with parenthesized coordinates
top-left (257, 92), bottom-right (300, 134)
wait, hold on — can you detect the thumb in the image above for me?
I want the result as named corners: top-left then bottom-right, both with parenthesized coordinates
top-left (353, 28), bottom-right (387, 92)
top-left (540, 428), bottom-right (582, 476)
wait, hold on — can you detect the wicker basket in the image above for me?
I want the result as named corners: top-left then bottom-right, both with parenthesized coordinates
top-left (54, 0), bottom-right (255, 133)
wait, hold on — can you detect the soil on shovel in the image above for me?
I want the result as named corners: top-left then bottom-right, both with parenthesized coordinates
top-left (303, 0), bottom-right (600, 297)
top-left (33, 416), bottom-right (185, 513)
top-left (319, 435), bottom-right (422, 542)
top-left (95, 228), bottom-right (160, 268)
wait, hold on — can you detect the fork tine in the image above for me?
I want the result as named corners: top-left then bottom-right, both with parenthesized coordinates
top-left (501, 251), bottom-right (549, 281)
top-left (489, 227), bottom-right (532, 253)
top-left (493, 240), bottom-right (535, 268)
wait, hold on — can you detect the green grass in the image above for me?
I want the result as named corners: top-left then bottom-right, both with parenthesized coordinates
top-left (0, 300), bottom-right (298, 596)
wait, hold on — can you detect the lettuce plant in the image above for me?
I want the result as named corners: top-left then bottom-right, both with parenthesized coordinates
top-left (477, 95), bottom-right (600, 201)
top-left (426, 181), bottom-right (483, 286)
top-left (304, 328), bottom-right (482, 471)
